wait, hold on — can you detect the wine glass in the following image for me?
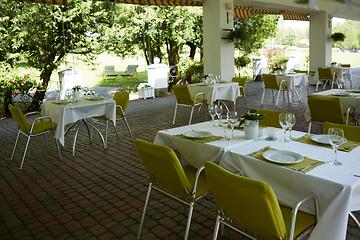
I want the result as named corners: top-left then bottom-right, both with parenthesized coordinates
top-left (220, 114), bottom-right (230, 141)
top-left (287, 113), bottom-right (296, 140)
top-left (215, 104), bottom-right (223, 127)
top-left (65, 90), bottom-right (72, 103)
top-left (208, 104), bottom-right (217, 127)
top-left (228, 111), bottom-right (238, 139)
top-left (279, 113), bottom-right (289, 141)
top-left (327, 128), bottom-right (345, 166)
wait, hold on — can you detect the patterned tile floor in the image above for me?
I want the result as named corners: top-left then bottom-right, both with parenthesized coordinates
top-left (1, 70), bottom-right (360, 240)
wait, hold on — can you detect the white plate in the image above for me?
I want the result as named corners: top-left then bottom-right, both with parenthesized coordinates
top-left (183, 131), bottom-right (212, 139)
top-left (332, 92), bottom-right (350, 96)
top-left (263, 150), bottom-right (304, 164)
top-left (84, 96), bottom-right (103, 100)
top-left (311, 134), bottom-right (348, 145)
top-left (54, 99), bottom-right (69, 104)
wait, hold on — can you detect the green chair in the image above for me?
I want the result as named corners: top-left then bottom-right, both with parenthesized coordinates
top-left (324, 122), bottom-right (360, 142)
top-left (103, 65), bottom-right (118, 81)
top-left (307, 95), bottom-right (356, 133)
top-left (134, 139), bottom-right (210, 240)
top-left (9, 104), bottom-right (61, 170)
top-left (205, 161), bottom-right (319, 240)
top-left (231, 77), bottom-right (248, 111)
top-left (172, 85), bottom-right (206, 125)
top-left (92, 92), bottom-right (134, 148)
top-left (119, 65), bottom-right (139, 81)
top-left (261, 74), bottom-right (289, 106)
top-left (316, 67), bottom-right (336, 91)
top-left (256, 109), bottom-right (291, 128)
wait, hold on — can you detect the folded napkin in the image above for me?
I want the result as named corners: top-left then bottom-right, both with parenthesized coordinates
top-left (174, 134), bottom-right (223, 143)
top-left (293, 134), bottom-right (359, 152)
top-left (247, 146), bottom-right (325, 173)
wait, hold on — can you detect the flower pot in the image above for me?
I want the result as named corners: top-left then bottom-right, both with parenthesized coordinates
top-left (244, 120), bottom-right (259, 140)
top-left (72, 91), bottom-right (80, 101)
top-left (276, 70), bottom-right (282, 75)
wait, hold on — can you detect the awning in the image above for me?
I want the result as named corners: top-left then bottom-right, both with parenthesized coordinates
top-left (14, 0), bottom-right (68, 5)
top-left (233, 6), bottom-right (309, 21)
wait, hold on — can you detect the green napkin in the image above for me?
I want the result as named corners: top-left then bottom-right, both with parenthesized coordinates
top-left (247, 147), bottom-right (325, 173)
top-left (327, 94), bottom-right (357, 98)
top-left (174, 134), bottom-right (223, 143)
top-left (293, 134), bottom-right (359, 152)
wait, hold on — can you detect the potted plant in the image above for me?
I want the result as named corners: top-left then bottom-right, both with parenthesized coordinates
top-left (72, 85), bottom-right (82, 101)
top-left (240, 109), bottom-right (265, 139)
top-left (331, 32), bottom-right (345, 42)
top-left (138, 83), bottom-right (154, 99)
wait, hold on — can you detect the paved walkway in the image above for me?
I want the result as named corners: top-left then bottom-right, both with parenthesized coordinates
top-left (1, 70), bottom-right (360, 240)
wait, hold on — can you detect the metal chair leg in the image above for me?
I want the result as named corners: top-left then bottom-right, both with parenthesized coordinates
top-left (54, 138), bottom-right (62, 161)
top-left (123, 117), bottom-right (134, 141)
top-left (189, 106), bottom-right (195, 125)
top-left (44, 134), bottom-right (49, 152)
top-left (349, 212), bottom-right (360, 228)
top-left (212, 215), bottom-right (221, 240)
top-left (137, 183), bottom-right (153, 240)
top-left (173, 103), bottom-right (178, 125)
top-left (261, 89), bottom-right (266, 104)
top-left (11, 131), bottom-right (21, 161)
top-left (184, 202), bottom-right (194, 240)
top-left (20, 136), bottom-right (31, 170)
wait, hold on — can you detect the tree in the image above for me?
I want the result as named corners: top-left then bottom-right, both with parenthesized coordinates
top-left (227, 15), bottom-right (279, 56)
top-left (333, 20), bottom-right (360, 50)
top-left (0, 0), bottom-right (116, 114)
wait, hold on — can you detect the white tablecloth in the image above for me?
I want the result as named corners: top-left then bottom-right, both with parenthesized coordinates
top-left (42, 98), bottom-right (116, 146)
top-left (154, 123), bottom-right (360, 240)
top-left (304, 89), bottom-right (360, 121)
top-left (332, 66), bottom-right (352, 80)
top-left (187, 82), bottom-right (240, 104)
top-left (153, 121), bottom-right (264, 169)
top-left (275, 73), bottom-right (308, 90)
top-left (220, 130), bottom-right (360, 240)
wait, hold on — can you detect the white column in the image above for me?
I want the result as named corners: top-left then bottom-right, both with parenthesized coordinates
top-left (203, 0), bottom-right (234, 81)
top-left (309, 11), bottom-right (332, 72)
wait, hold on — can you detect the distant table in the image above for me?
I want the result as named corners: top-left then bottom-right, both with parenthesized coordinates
top-left (304, 89), bottom-right (360, 122)
top-left (42, 98), bottom-right (116, 155)
top-left (187, 82), bottom-right (240, 104)
top-left (274, 73), bottom-right (308, 100)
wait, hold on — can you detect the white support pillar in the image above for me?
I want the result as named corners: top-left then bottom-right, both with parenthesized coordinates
top-left (203, 0), bottom-right (234, 82)
top-left (309, 11), bottom-right (332, 72)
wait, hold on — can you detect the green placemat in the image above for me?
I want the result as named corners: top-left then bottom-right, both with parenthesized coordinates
top-left (174, 134), bottom-right (223, 143)
top-left (327, 94), bottom-right (357, 98)
top-left (51, 101), bottom-right (69, 105)
top-left (293, 134), bottom-right (359, 152)
top-left (346, 90), bottom-right (360, 94)
top-left (247, 147), bottom-right (325, 173)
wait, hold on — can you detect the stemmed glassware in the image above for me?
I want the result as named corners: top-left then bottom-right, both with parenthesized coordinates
top-left (220, 113), bottom-right (230, 141)
top-left (215, 104), bottom-right (223, 127)
top-left (208, 104), bottom-right (217, 127)
top-left (228, 111), bottom-right (238, 139)
top-left (279, 113), bottom-right (290, 141)
top-left (65, 90), bottom-right (73, 104)
top-left (287, 113), bottom-right (296, 140)
top-left (327, 128), bottom-right (345, 166)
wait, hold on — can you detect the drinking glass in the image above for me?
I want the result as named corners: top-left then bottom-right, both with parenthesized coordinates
top-left (287, 113), bottom-right (296, 140)
top-left (220, 114), bottom-right (230, 141)
top-left (278, 113), bottom-right (290, 141)
top-left (228, 111), bottom-right (238, 139)
top-left (215, 104), bottom-right (223, 127)
top-left (208, 104), bottom-right (217, 127)
top-left (327, 128), bottom-right (345, 166)
top-left (65, 90), bottom-right (72, 103)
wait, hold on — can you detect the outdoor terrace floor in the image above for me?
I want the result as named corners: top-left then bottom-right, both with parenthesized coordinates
top-left (1, 70), bottom-right (360, 240)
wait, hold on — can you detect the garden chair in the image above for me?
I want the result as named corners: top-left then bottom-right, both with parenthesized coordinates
top-left (103, 65), bottom-right (118, 81)
top-left (120, 65), bottom-right (139, 81)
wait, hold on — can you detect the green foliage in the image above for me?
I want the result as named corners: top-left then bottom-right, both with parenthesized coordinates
top-left (228, 15), bottom-right (279, 56)
top-left (264, 48), bottom-right (289, 72)
top-left (234, 56), bottom-right (251, 69)
top-left (240, 109), bottom-right (265, 126)
top-left (331, 32), bottom-right (346, 42)
top-left (178, 57), bottom-right (203, 83)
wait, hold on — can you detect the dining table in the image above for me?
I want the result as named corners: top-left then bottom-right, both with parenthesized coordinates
top-left (187, 82), bottom-right (240, 106)
top-left (154, 121), bottom-right (360, 240)
top-left (42, 97), bottom-right (116, 155)
top-left (304, 89), bottom-right (360, 122)
top-left (274, 72), bottom-right (308, 100)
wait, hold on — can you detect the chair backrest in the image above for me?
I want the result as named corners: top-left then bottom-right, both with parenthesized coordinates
top-left (104, 65), bottom-right (116, 75)
top-left (256, 110), bottom-right (290, 128)
top-left (134, 139), bottom-right (192, 197)
top-left (124, 65), bottom-right (138, 75)
top-left (324, 122), bottom-right (360, 142)
top-left (294, 70), bottom-right (308, 74)
top-left (262, 74), bottom-right (280, 90)
top-left (308, 95), bottom-right (345, 124)
top-left (172, 85), bottom-right (194, 105)
top-left (318, 67), bottom-right (333, 80)
top-left (113, 92), bottom-right (129, 117)
top-left (341, 64), bottom-right (351, 68)
top-left (205, 161), bottom-right (287, 240)
top-left (231, 77), bottom-right (247, 95)
top-left (9, 104), bottom-right (31, 133)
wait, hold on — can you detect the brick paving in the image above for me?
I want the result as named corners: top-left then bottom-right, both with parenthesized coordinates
top-left (1, 70), bottom-right (360, 240)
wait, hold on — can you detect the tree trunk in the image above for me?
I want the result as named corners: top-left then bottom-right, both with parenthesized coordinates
top-left (186, 41), bottom-right (196, 58)
top-left (168, 39), bottom-right (180, 91)
top-left (4, 92), bottom-right (13, 117)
